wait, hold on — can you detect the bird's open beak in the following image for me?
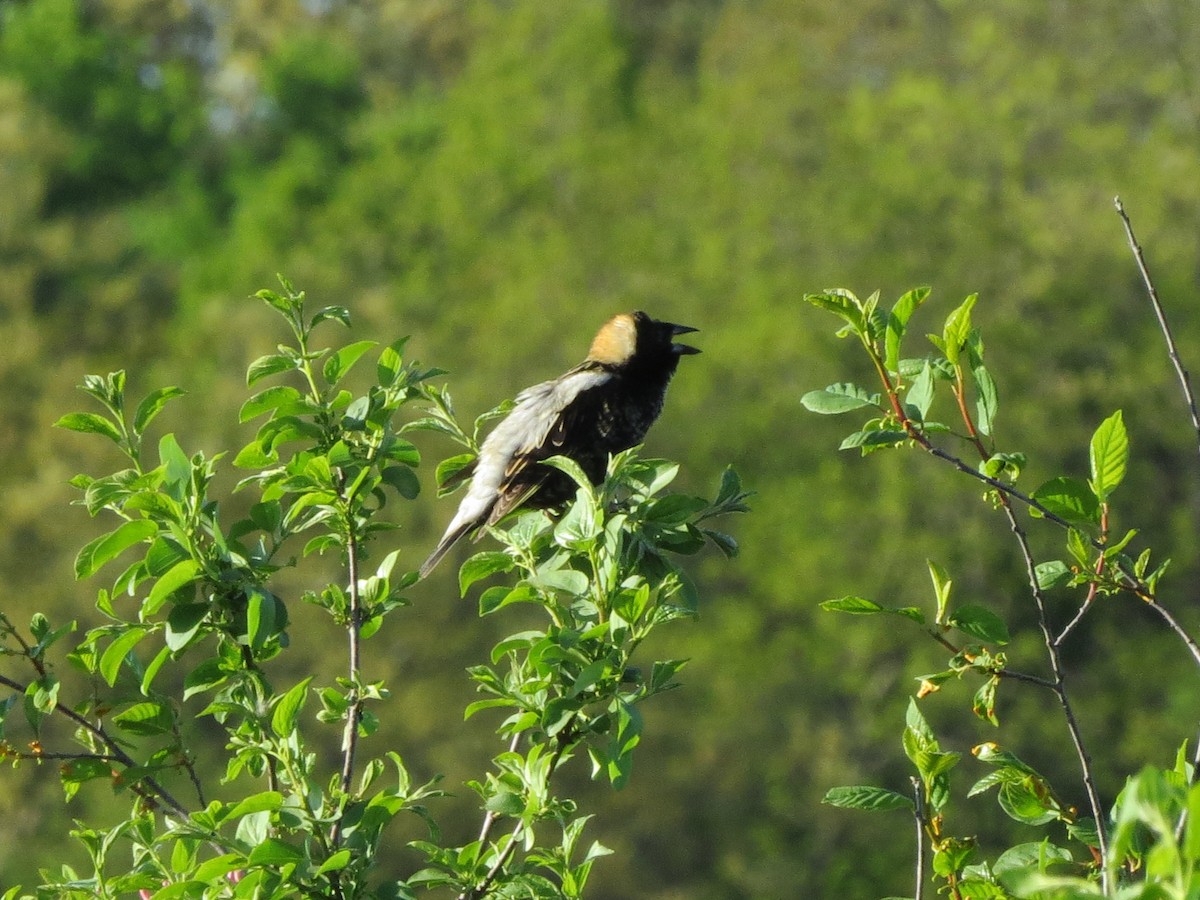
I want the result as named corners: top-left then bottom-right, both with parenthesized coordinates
top-left (670, 323), bottom-right (701, 355)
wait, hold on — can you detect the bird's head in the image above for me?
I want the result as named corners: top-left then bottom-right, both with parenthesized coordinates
top-left (587, 311), bottom-right (701, 367)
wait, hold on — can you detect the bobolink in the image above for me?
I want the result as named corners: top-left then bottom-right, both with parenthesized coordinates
top-left (419, 311), bottom-right (699, 578)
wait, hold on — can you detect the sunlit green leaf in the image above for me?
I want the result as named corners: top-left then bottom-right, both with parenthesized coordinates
top-left (823, 785), bottom-right (913, 812)
top-left (801, 383), bottom-right (878, 414)
top-left (54, 412), bottom-right (123, 445)
top-left (74, 520), bottom-right (158, 580)
top-left (1089, 410), bottom-right (1128, 502)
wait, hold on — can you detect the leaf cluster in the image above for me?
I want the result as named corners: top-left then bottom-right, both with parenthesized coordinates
top-left (0, 281), bottom-right (745, 899)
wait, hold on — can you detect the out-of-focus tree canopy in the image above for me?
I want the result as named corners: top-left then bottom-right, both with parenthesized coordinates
top-left (2, 0), bottom-right (1199, 894)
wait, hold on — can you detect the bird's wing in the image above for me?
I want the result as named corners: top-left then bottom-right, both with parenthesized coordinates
top-left (483, 364), bottom-right (613, 526)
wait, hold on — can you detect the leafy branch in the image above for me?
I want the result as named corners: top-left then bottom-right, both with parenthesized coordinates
top-left (1, 277), bottom-right (745, 899)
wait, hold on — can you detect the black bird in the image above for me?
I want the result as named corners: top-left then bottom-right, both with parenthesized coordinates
top-left (419, 311), bottom-right (700, 578)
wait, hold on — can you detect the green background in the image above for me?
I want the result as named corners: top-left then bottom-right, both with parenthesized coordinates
top-left (2, 0), bottom-right (1200, 895)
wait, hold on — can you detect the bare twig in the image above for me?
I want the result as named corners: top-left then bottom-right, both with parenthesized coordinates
top-left (1054, 598), bottom-right (1094, 648)
top-left (924, 628), bottom-right (1055, 689)
top-left (330, 522), bottom-right (364, 849)
top-left (1055, 506), bottom-right (1109, 647)
top-left (474, 731), bottom-right (522, 846)
top-left (922, 444), bottom-right (1077, 532)
top-left (996, 668), bottom-right (1056, 690)
top-left (1002, 505), bottom-right (1110, 892)
top-left (1115, 197), bottom-right (1200, 460)
top-left (912, 778), bottom-right (926, 900)
top-left (1115, 197), bottom-right (1200, 844)
top-left (1143, 598), bottom-right (1200, 671)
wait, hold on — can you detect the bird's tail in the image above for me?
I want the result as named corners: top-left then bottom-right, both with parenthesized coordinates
top-left (418, 520), bottom-right (475, 580)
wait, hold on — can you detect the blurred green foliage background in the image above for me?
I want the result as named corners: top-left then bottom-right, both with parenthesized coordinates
top-left (2, 0), bottom-right (1200, 895)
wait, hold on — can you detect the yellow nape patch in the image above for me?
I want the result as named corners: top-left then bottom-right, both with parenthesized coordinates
top-left (587, 313), bottom-right (638, 364)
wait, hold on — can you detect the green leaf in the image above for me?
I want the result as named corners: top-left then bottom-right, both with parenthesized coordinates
top-left (323, 340), bottom-right (378, 386)
top-left (165, 602), bottom-right (207, 651)
top-left (993, 841), bottom-right (1075, 878)
top-left (74, 519), bottom-right (158, 580)
top-left (246, 588), bottom-right (277, 649)
top-left (804, 289), bottom-right (866, 334)
top-left (459, 551), bottom-right (515, 597)
top-left (255, 287), bottom-right (293, 314)
top-left (801, 383), bottom-right (878, 414)
top-left (932, 840), bottom-right (977, 878)
top-left (645, 494), bottom-right (708, 526)
top-left (927, 559), bottom-right (952, 625)
top-left (192, 854), bottom-right (248, 883)
top-left (159, 433), bottom-right (192, 500)
top-left (839, 429), bottom-right (907, 451)
top-left (247, 838), bottom-right (306, 866)
top-left (383, 439), bottom-right (420, 467)
top-left (144, 559), bottom-right (201, 615)
top-left (228, 791), bottom-right (285, 819)
top-left (133, 387), bottom-right (186, 436)
top-left (1035, 561), bottom-right (1072, 590)
top-left (1031, 476), bottom-right (1100, 527)
top-left (1183, 783), bottom-right (1200, 862)
top-left (112, 700), bottom-right (173, 736)
top-left (246, 353), bottom-right (297, 387)
top-left (239, 385), bottom-right (304, 423)
top-left (310, 305), bottom-right (352, 329)
top-left (949, 605), bottom-right (1010, 645)
top-left (906, 362), bottom-right (936, 420)
top-left (541, 455), bottom-right (595, 494)
top-left (823, 785), bottom-right (914, 812)
top-left (973, 676), bottom-right (1000, 726)
top-left (1089, 410), bottom-right (1128, 502)
top-left (885, 286), bottom-right (931, 373)
top-left (904, 698), bottom-right (937, 757)
top-left (141, 646), bottom-right (171, 695)
top-left (485, 790), bottom-right (525, 816)
top-left (982, 452), bottom-right (1025, 481)
top-left (972, 364), bottom-right (998, 437)
top-left (650, 658), bottom-right (688, 693)
top-left (316, 849), bottom-right (353, 875)
top-left (381, 465), bottom-right (420, 499)
top-left (98, 628), bottom-right (148, 687)
top-left (479, 584), bottom-right (538, 616)
top-left (464, 697), bottom-right (516, 719)
top-left (998, 779), bottom-right (1061, 826)
top-left (376, 336), bottom-right (408, 386)
top-left (272, 677), bottom-right (313, 738)
top-left (819, 596), bottom-right (924, 623)
top-left (942, 293), bottom-right (978, 365)
top-left (533, 567), bottom-right (589, 596)
top-left (435, 453), bottom-right (476, 494)
top-left (233, 441), bottom-right (278, 469)
top-left (183, 656), bottom-right (228, 700)
top-left (54, 412), bottom-right (123, 445)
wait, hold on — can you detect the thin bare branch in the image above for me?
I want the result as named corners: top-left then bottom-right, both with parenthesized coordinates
top-left (1000, 503), bottom-right (1110, 892)
top-left (1114, 197), bottom-right (1200, 460)
top-left (912, 778), bottom-right (926, 900)
top-left (330, 522), bottom-right (364, 849)
top-left (1144, 598), bottom-right (1200, 671)
top-left (1054, 599), bottom-right (1094, 648)
top-left (474, 731), bottom-right (522, 846)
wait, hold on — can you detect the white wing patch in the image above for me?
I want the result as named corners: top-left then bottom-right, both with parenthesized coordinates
top-left (436, 368), bottom-right (613, 538)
